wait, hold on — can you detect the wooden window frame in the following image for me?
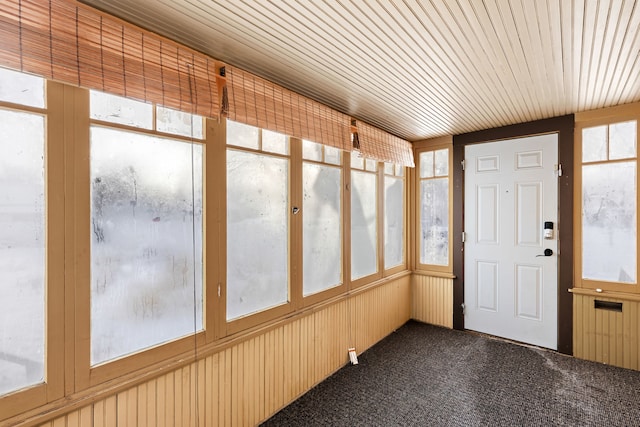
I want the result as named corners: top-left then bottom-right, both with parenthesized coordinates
top-left (575, 103), bottom-right (640, 294)
top-left (72, 86), bottom-right (213, 389)
top-left (383, 163), bottom-right (408, 277)
top-left (412, 137), bottom-right (454, 276)
top-left (1, 78), bottom-right (413, 420)
top-left (348, 153), bottom-right (384, 289)
top-left (299, 141), bottom-right (348, 308)
top-left (0, 80), bottom-right (65, 419)
top-left (221, 120), bottom-right (297, 335)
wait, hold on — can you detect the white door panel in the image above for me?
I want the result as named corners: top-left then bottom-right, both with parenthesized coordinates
top-left (464, 134), bottom-right (558, 350)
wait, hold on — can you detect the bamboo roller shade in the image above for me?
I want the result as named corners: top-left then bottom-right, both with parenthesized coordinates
top-left (226, 65), bottom-right (353, 153)
top-left (357, 121), bottom-right (415, 167)
top-left (0, 0), bottom-right (414, 167)
top-left (0, 0), bottom-right (220, 118)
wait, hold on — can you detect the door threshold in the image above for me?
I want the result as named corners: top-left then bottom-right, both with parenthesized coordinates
top-left (464, 329), bottom-right (558, 353)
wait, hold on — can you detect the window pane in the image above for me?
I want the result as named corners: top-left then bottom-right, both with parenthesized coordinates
top-left (156, 106), bottom-right (203, 139)
top-left (609, 121), bottom-right (636, 160)
top-left (90, 91), bottom-right (153, 129)
top-left (365, 158), bottom-right (377, 172)
top-left (90, 127), bottom-right (203, 365)
top-left (227, 150), bottom-right (289, 319)
top-left (384, 176), bottom-right (404, 269)
top-left (420, 151), bottom-right (434, 178)
top-left (227, 120), bottom-right (259, 149)
top-left (420, 177), bottom-right (449, 265)
top-left (582, 162), bottom-right (636, 283)
top-left (302, 139), bottom-right (323, 162)
top-left (582, 125), bottom-right (607, 162)
top-left (395, 164), bottom-right (404, 177)
top-left (0, 110), bottom-right (45, 395)
top-left (325, 146), bottom-right (341, 165)
top-left (351, 171), bottom-right (377, 279)
top-left (351, 151), bottom-right (364, 170)
top-left (0, 67), bottom-right (44, 108)
top-left (435, 149), bottom-right (449, 176)
top-left (384, 162), bottom-right (394, 175)
top-left (303, 163), bottom-right (342, 296)
top-left (262, 129), bottom-right (288, 155)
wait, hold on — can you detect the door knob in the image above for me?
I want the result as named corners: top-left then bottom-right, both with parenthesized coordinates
top-left (536, 249), bottom-right (553, 257)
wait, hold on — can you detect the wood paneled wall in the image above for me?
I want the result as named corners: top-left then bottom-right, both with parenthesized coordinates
top-left (411, 274), bottom-right (453, 328)
top-left (35, 276), bottom-right (410, 427)
top-left (573, 292), bottom-right (640, 370)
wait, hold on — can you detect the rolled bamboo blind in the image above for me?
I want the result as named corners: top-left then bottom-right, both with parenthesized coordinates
top-left (0, 0), bottom-right (414, 167)
top-left (357, 121), bottom-right (415, 167)
top-left (0, 0), bottom-right (220, 118)
top-left (226, 65), bottom-right (353, 152)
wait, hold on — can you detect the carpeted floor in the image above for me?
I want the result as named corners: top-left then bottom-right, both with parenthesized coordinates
top-left (261, 321), bottom-right (640, 426)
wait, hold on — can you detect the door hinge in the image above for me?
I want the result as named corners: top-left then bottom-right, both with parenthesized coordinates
top-left (218, 283), bottom-right (221, 298)
top-left (461, 303), bottom-right (466, 316)
top-left (461, 231), bottom-right (466, 243)
top-left (555, 163), bottom-right (563, 177)
top-left (461, 159), bottom-right (465, 171)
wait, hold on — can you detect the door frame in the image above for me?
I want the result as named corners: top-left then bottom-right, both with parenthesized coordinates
top-left (453, 115), bottom-right (574, 354)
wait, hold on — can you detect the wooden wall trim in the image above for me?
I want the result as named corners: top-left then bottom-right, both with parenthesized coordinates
top-left (453, 115), bottom-right (574, 355)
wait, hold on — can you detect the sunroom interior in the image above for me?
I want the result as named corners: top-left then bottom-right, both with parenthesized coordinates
top-left (2, 0), bottom-right (640, 426)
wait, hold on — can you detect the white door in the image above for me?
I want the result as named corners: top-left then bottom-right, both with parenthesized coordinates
top-left (464, 134), bottom-right (558, 350)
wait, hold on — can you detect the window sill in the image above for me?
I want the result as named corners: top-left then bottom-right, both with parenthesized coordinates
top-left (412, 269), bottom-right (455, 279)
top-left (570, 287), bottom-right (640, 302)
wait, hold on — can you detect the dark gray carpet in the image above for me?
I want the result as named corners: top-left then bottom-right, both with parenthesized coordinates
top-left (261, 321), bottom-right (640, 426)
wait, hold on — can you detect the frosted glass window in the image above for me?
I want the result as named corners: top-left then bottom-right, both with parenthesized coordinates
top-left (420, 151), bottom-right (434, 178)
top-left (227, 150), bottom-right (289, 319)
top-left (435, 149), bottom-right (449, 176)
top-left (90, 127), bottom-right (203, 365)
top-left (0, 67), bottom-right (44, 108)
top-left (609, 121), bottom-right (636, 160)
top-left (582, 126), bottom-right (607, 162)
top-left (420, 148), bottom-right (450, 266)
top-left (582, 162), bottom-right (636, 283)
top-left (156, 106), bottom-right (203, 139)
top-left (384, 176), bottom-right (404, 269)
top-left (262, 129), bottom-right (288, 155)
top-left (303, 140), bottom-right (342, 165)
top-left (384, 163), bottom-right (394, 175)
top-left (421, 177), bottom-right (449, 265)
top-left (351, 151), bottom-right (364, 170)
top-left (365, 158), bottom-right (378, 172)
top-left (227, 120), bottom-right (259, 149)
top-left (90, 91), bottom-right (153, 129)
top-left (0, 109), bottom-right (45, 396)
top-left (303, 163), bottom-right (342, 295)
top-left (351, 170), bottom-right (378, 280)
top-left (303, 139), bottom-right (323, 162)
top-left (325, 146), bottom-right (341, 165)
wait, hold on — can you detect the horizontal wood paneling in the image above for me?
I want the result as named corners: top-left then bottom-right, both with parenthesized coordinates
top-left (37, 277), bottom-right (410, 427)
top-left (573, 292), bottom-right (639, 370)
top-left (411, 274), bottom-right (453, 328)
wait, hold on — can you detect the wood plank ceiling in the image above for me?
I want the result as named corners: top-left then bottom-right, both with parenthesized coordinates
top-left (79, 0), bottom-right (640, 142)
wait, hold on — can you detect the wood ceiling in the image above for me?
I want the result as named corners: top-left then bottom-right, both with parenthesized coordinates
top-left (79, 0), bottom-right (640, 142)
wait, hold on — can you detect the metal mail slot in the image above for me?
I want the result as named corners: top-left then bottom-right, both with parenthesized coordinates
top-left (594, 300), bottom-right (623, 312)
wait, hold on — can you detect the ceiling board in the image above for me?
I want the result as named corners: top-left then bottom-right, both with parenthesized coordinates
top-left (80, 0), bottom-right (640, 141)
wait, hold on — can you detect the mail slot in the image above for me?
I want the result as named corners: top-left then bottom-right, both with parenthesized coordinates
top-left (594, 300), bottom-right (623, 312)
